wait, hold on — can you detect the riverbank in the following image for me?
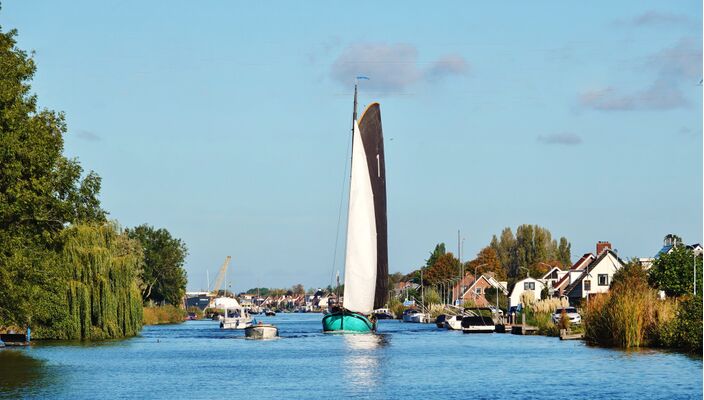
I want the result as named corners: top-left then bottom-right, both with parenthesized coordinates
top-left (143, 305), bottom-right (186, 325)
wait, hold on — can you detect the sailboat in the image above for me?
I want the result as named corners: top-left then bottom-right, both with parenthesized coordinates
top-left (322, 83), bottom-right (388, 333)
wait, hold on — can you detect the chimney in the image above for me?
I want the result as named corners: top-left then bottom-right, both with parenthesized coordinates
top-left (596, 241), bottom-right (611, 255)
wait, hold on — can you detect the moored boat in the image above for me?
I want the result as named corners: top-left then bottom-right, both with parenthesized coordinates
top-left (461, 308), bottom-right (496, 334)
top-left (373, 308), bottom-right (395, 320)
top-left (445, 314), bottom-right (464, 330)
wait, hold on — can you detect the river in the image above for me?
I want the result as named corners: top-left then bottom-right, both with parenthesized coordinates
top-left (1, 313), bottom-right (701, 399)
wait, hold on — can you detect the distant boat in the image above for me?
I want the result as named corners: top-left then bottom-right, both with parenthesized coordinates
top-left (402, 309), bottom-right (428, 323)
top-left (245, 322), bottom-right (278, 339)
top-left (218, 297), bottom-right (252, 330)
top-left (373, 308), bottom-right (395, 320)
top-left (322, 83), bottom-right (389, 334)
top-left (264, 309), bottom-right (276, 317)
top-left (445, 314), bottom-right (464, 330)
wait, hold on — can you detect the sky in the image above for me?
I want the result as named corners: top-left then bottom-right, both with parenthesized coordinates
top-left (2, 1), bottom-right (702, 293)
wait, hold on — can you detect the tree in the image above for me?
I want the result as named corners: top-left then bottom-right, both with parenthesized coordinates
top-left (426, 243), bottom-right (446, 268)
top-left (126, 225), bottom-right (188, 305)
top-left (291, 284), bottom-right (305, 295)
top-left (423, 252), bottom-right (459, 286)
top-left (558, 237), bottom-right (571, 266)
top-left (649, 244), bottom-right (702, 297)
top-left (467, 246), bottom-right (505, 280)
top-left (0, 25), bottom-right (106, 329)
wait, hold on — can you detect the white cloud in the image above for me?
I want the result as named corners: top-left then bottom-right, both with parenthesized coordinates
top-left (330, 43), bottom-right (468, 93)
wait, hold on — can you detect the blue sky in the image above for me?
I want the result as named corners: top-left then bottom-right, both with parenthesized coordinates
top-left (3, 1), bottom-right (702, 292)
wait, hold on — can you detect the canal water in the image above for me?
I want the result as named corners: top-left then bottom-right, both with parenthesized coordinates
top-left (1, 313), bottom-right (701, 399)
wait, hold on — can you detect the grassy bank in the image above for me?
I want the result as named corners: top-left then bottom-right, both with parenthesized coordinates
top-left (143, 305), bottom-right (186, 325)
top-left (582, 263), bottom-right (701, 353)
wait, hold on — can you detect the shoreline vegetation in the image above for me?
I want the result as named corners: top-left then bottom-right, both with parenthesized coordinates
top-left (0, 26), bottom-right (187, 340)
top-left (143, 305), bottom-right (187, 326)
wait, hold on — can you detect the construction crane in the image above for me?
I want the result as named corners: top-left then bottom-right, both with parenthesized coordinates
top-left (210, 256), bottom-right (231, 297)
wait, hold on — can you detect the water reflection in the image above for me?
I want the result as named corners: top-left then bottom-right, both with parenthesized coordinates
top-left (342, 334), bottom-right (387, 392)
top-left (0, 350), bottom-right (47, 399)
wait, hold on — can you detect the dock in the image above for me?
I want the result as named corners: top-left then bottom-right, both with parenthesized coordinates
top-left (559, 329), bottom-right (584, 340)
top-left (511, 325), bottom-right (539, 335)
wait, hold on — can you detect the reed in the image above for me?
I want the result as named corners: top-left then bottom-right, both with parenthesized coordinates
top-left (143, 305), bottom-right (186, 325)
top-left (582, 262), bottom-right (674, 349)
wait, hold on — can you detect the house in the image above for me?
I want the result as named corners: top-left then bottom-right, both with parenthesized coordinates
top-left (509, 277), bottom-right (546, 309)
top-left (564, 243), bottom-right (625, 305)
top-left (453, 274), bottom-right (508, 307)
top-left (540, 267), bottom-right (567, 295)
top-left (552, 253), bottom-right (596, 297)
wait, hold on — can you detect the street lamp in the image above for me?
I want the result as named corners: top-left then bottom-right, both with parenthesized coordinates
top-left (473, 263), bottom-right (488, 301)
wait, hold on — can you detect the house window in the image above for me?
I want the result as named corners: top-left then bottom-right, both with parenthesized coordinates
top-left (475, 287), bottom-right (483, 295)
top-left (524, 282), bottom-right (535, 290)
top-left (598, 274), bottom-right (609, 286)
top-left (584, 280), bottom-right (591, 292)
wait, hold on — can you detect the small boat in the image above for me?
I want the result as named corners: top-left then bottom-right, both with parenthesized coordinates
top-left (264, 309), bottom-right (276, 317)
top-left (445, 314), bottom-right (464, 330)
top-left (220, 306), bottom-right (252, 330)
top-left (373, 308), bottom-right (395, 320)
top-left (245, 322), bottom-right (278, 339)
top-left (402, 309), bottom-right (428, 323)
top-left (461, 308), bottom-right (496, 334)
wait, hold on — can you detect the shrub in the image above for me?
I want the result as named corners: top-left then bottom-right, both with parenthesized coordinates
top-left (656, 295), bottom-right (702, 353)
top-left (583, 262), bottom-right (678, 349)
top-left (143, 305), bottom-right (186, 325)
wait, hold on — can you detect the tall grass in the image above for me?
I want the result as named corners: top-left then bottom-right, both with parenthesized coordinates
top-left (143, 305), bottom-right (186, 325)
top-left (582, 262), bottom-right (676, 348)
top-left (524, 297), bottom-right (568, 336)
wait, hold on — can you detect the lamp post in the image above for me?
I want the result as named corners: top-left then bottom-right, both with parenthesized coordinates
top-left (473, 263), bottom-right (488, 301)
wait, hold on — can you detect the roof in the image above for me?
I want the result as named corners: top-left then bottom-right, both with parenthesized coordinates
top-left (541, 266), bottom-right (563, 280)
top-left (656, 245), bottom-right (674, 258)
top-left (564, 249), bottom-right (625, 295)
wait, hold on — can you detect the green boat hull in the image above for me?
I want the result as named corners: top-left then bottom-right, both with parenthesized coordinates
top-left (322, 310), bottom-right (375, 333)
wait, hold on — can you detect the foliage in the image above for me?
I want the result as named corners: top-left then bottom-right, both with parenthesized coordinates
top-left (126, 224), bottom-right (188, 305)
top-left (291, 284), bottom-right (305, 295)
top-left (524, 297), bottom-right (569, 336)
top-left (143, 305), bottom-right (186, 325)
top-left (388, 296), bottom-right (404, 319)
top-left (583, 262), bottom-right (676, 349)
top-left (423, 252), bottom-right (460, 286)
top-left (489, 225), bottom-right (571, 278)
top-left (466, 246), bottom-right (505, 280)
top-left (656, 295), bottom-right (702, 353)
top-left (648, 244), bottom-right (702, 297)
top-left (424, 287), bottom-right (441, 306)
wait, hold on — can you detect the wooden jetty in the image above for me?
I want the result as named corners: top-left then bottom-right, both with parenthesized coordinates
top-left (511, 325), bottom-right (538, 335)
top-left (559, 329), bottom-right (584, 340)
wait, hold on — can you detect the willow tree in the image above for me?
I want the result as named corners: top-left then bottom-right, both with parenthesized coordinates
top-left (57, 223), bottom-right (143, 340)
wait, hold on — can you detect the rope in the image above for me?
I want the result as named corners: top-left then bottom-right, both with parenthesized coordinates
top-left (329, 129), bottom-right (352, 296)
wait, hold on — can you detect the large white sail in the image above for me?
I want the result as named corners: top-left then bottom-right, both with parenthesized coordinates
top-left (343, 120), bottom-right (377, 314)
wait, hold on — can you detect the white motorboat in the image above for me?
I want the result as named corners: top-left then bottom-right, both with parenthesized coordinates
top-left (220, 306), bottom-right (252, 330)
top-left (402, 309), bottom-right (429, 323)
top-left (445, 314), bottom-right (464, 330)
top-left (244, 323), bottom-right (278, 339)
